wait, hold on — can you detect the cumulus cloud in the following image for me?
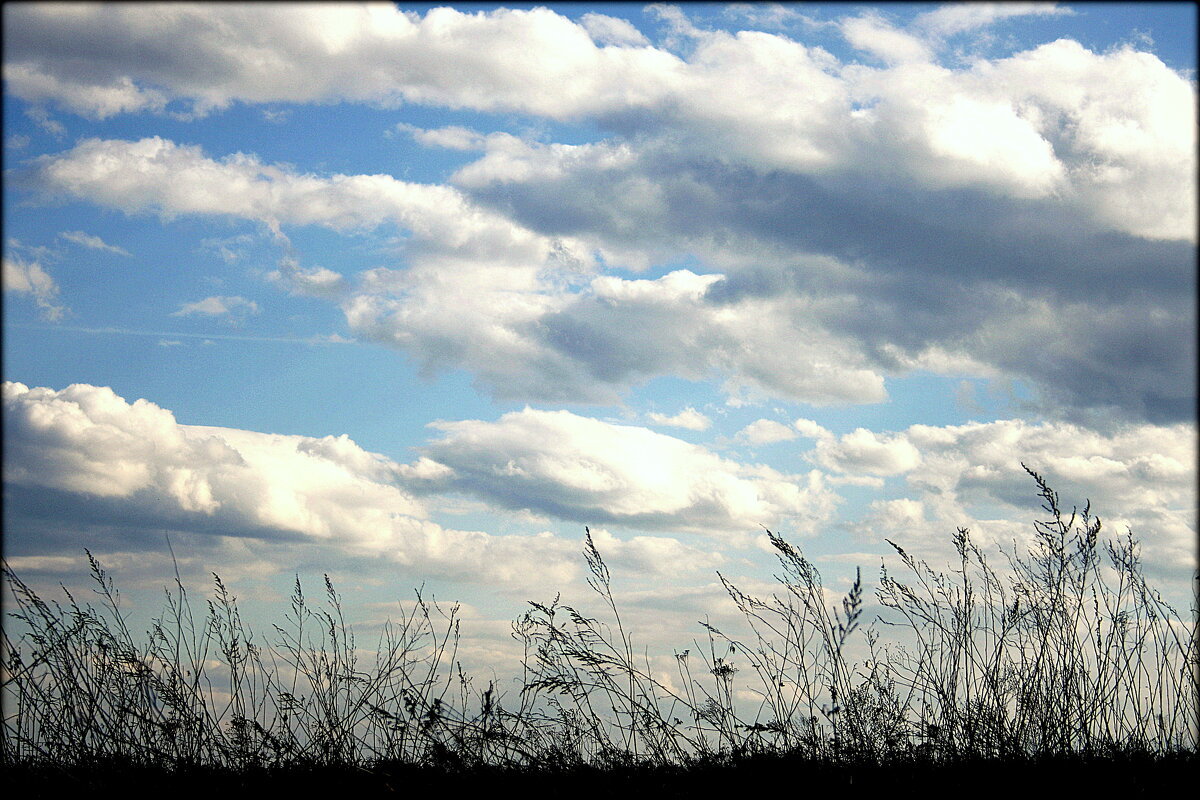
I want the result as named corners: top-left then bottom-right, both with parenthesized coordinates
top-left (4, 62), bottom-right (168, 118)
top-left (17, 136), bottom-right (591, 390)
top-left (8, 7), bottom-right (1196, 423)
top-left (813, 428), bottom-right (922, 476)
top-left (1, 382), bottom-right (580, 588)
top-left (647, 407), bottom-right (712, 431)
top-left (2, 4), bottom-right (679, 119)
top-left (3, 254), bottom-right (67, 320)
top-left (793, 418), bottom-right (834, 440)
top-left (737, 419), bottom-right (799, 445)
top-left (900, 419), bottom-right (1197, 519)
top-left (402, 124), bottom-right (488, 152)
top-left (458, 122), bottom-right (1193, 422)
top-left (403, 407), bottom-right (842, 538)
top-left (8, 5), bottom-right (1191, 237)
top-left (814, 417), bottom-right (1197, 586)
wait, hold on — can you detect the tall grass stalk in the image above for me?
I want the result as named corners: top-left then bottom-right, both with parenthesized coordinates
top-left (3, 469), bottom-right (1196, 772)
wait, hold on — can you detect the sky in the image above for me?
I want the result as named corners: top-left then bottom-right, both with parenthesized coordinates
top-left (2, 2), bottom-right (1197, 684)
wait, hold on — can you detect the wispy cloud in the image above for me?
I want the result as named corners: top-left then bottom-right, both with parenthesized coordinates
top-left (3, 255), bottom-right (67, 320)
top-left (913, 2), bottom-right (1074, 39)
top-left (171, 295), bottom-right (259, 318)
top-left (839, 11), bottom-right (933, 64)
top-left (8, 322), bottom-right (355, 346)
top-left (267, 257), bottom-right (346, 297)
top-left (59, 230), bottom-right (131, 256)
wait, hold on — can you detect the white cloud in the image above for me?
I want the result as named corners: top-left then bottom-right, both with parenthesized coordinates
top-left (461, 16), bottom-right (1190, 240)
top-left (587, 527), bottom-right (723, 576)
top-left (865, 497), bottom-right (926, 529)
top-left (5, 62), bottom-right (168, 118)
top-left (825, 418), bottom-right (1197, 589)
top-left (840, 12), bottom-right (933, 64)
top-left (901, 418), bottom-right (1197, 516)
top-left (3, 4), bottom-right (679, 119)
top-left (2, 254), bottom-right (66, 320)
top-left (172, 295), bottom-right (259, 317)
top-left (974, 39), bottom-right (1197, 240)
top-left (857, 67), bottom-right (1067, 197)
top-left (914, 3), bottom-right (1073, 39)
top-left (59, 230), bottom-right (131, 255)
top-left (451, 135), bottom-right (641, 188)
top-left (838, 39), bottom-right (1194, 235)
top-left (647, 406), bottom-right (712, 431)
top-left (582, 12), bottom-right (650, 48)
top-left (26, 134), bottom-right (1189, 427)
top-left (267, 257), bottom-right (346, 297)
top-left (737, 418), bottom-right (799, 445)
top-left (403, 124), bottom-right (488, 151)
top-left (793, 418), bottom-right (833, 440)
top-left (814, 428), bottom-right (922, 476)
top-left (26, 137), bottom-right (588, 290)
top-left (646, 4), bottom-right (710, 51)
top-left (405, 407), bottom-right (842, 538)
top-left (27, 137), bottom-right (538, 244)
top-left (1, 382), bottom-right (580, 589)
top-left (9, 4), bottom-right (1189, 240)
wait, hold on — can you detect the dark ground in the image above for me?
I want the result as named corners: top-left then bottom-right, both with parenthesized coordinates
top-left (4, 751), bottom-right (1196, 799)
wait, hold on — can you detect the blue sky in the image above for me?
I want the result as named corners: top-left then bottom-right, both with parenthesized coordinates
top-left (3, 3), bottom-right (1196, 675)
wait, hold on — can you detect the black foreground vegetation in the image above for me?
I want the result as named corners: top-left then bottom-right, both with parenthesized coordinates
top-left (3, 467), bottom-right (1196, 795)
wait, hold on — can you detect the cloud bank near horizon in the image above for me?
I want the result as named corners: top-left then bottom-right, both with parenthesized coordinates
top-left (4, 381), bottom-right (1193, 595)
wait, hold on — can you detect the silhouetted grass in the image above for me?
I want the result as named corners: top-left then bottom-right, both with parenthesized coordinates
top-left (3, 466), bottom-right (1196, 790)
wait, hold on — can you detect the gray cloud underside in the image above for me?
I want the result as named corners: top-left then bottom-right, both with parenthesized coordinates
top-left (467, 149), bottom-right (1196, 423)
